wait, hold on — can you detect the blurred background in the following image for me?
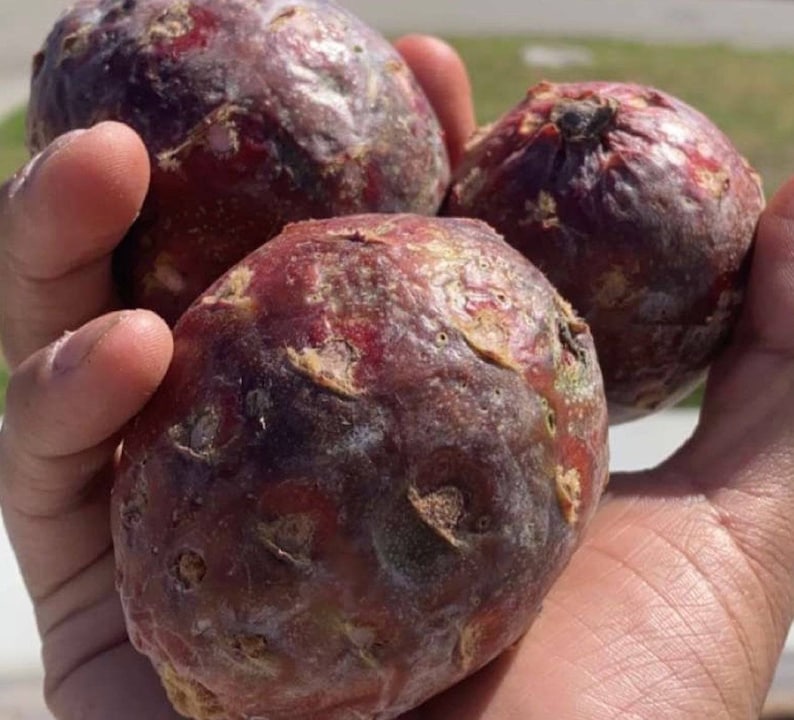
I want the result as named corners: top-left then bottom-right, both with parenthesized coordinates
top-left (1, 0), bottom-right (794, 717)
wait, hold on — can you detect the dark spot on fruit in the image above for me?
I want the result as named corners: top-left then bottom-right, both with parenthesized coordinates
top-left (170, 409), bottom-right (220, 458)
top-left (231, 633), bottom-right (269, 660)
top-left (557, 315), bottom-right (588, 364)
top-left (541, 397), bottom-right (557, 436)
top-left (551, 98), bottom-right (617, 143)
top-left (244, 387), bottom-right (272, 430)
top-left (475, 515), bottom-right (491, 532)
top-left (31, 51), bottom-right (45, 79)
top-left (120, 475), bottom-right (148, 529)
top-left (173, 550), bottom-right (206, 590)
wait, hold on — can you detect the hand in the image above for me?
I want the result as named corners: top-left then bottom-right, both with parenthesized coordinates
top-left (0, 37), bottom-right (474, 719)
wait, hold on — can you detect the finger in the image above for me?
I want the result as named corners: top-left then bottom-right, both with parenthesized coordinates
top-left (0, 121), bottom-right (150, 368)
top-left (394, 35), bottom-right (477, 169)
top-left (0, 310), bottom-right (172, 607)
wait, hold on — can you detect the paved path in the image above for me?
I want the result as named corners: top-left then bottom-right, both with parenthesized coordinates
top-left (4, 0), bottom-right (794, 116)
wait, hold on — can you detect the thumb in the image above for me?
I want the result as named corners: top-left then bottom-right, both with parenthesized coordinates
top-left (0, 310), bottom-right (172, 605)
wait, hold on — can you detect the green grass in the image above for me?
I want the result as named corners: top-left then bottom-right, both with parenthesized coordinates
top-left (448, 36), bottom-right (794, 196)
top-left (2, 35), bottom-right (794, 412)
top-left (0, 365), bottom-right (6, 414)
top-left (0, 107), bottom-right (28, 413)
top-left (0, 106), bottom-right (28, 179)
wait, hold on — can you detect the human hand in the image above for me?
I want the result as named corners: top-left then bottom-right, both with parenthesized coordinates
top-left (0, 36), bottom-right (474, 719)
top-left (4, 32), bottom-right (792, 720)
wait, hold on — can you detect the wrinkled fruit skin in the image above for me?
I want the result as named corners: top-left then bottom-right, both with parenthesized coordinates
top-left (444, 81), bottom-right (765, 423)
top-left (112, 214), bottom-right (609, 720)
top-left (28, 0), bottom-right (450, 325)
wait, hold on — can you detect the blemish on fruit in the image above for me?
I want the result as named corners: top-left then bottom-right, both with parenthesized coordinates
top-left (169, 408), bottom-right (219, 459)
top-left (407, 485), bottom-right (465, 548)
top-left (202, 266), bottom-right (254, 308)
top-left (257, 514), bottom-right (316, 569)
top-left (160, 662), bottom-right (223, 720)
top-left (286, 340), bottom-right (362, 397)
top-left (555, 467), bottom-right (582, 525)
top-left (173, 550), bottom-right (207, 590)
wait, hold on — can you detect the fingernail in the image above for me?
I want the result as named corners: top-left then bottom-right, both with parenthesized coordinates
top-left (7, 128), bottom-right (89, 200)
top-left (51, 312), bottom-right (127, 375)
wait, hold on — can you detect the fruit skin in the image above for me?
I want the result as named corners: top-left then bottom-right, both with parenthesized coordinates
top-left (111, 214), bottom-right (608, 720)
top-left (443, 80), bottom-right (765, 423)
top-left (27, 0), bottom-right (450, 325)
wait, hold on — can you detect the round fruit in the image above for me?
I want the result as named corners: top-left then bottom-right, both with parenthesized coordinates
top-left (112, 214), bottom-right (608, 720)
top-left (444, 80), bottom-right (765, 423)
top-left (28, 0), bottom-right (450, 324)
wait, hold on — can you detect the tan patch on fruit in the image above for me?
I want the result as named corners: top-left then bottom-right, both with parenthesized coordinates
top-left (464, 122), bottom-right (495, 152)
top-left (146, 253), bottom-right (187, 295)
top-left (528, 81), bottom-right (557, 101)
top-left (337, 620), bottom-right (380, 668)
top-left (385, 58), bottom-right (405, 74)
top-left (257, 514), bottom-right (316, 569)
top-left (695, 167), bottom-right (731, 199)
top-left (287, 340), bottom-right (361, 397)
top-left (456, 619), bottom-right (485, 672)
top-left (159, 662), bottom-right (224, 720)
top-left (455, 165), bottom-right (487, 203)
top-left (227, 633), bottom-right (281, 676)
top-left (455, 310), bottom-right (521, 372)
top-left (158, 104), bottom-right (245, 171)
top-left (524, 191), bottom-right (559, 228)
top-left (594, 268), bottom-right (630, 308)
top-left (59, 26), bottom-right (91, 62)
top-left (555, 467), bottom-right (582, 525)
top-left (174, 550), bottom-right (206, 590)
top-left (202, 266), bottom-right (254, 309)
top-left (148, 2), bottom-right (194, 41)
top-left (269, 6), bottom-right (305, 29)
top-left (408, 485), bottom-right (465, 547)
top-left (518, 111), bottom-right (542, 136)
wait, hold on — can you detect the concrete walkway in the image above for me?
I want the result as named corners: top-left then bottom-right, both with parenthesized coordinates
top-left (4, 0), bottom-right (794, 116)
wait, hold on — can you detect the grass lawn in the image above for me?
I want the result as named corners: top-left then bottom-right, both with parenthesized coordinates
top-left (0, 108), bottom-right (27, 413)
top-left (2, 35), bottom-right (794, 412)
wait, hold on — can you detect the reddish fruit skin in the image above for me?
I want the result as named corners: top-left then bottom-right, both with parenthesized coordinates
top-left (444, 81), bottom-right (765, 423)
top-left (27, 0), bottom-right (450, 325)
top-left (112, 214), bottom-right (608, 720)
